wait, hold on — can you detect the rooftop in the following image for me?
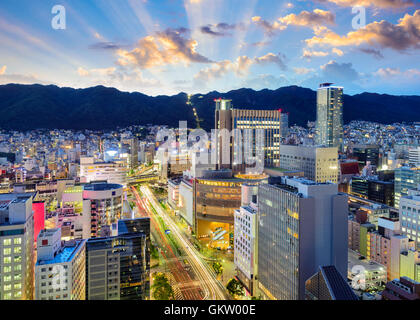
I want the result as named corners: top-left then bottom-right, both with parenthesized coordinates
top-left (36, 240), bottom-right (85, 266)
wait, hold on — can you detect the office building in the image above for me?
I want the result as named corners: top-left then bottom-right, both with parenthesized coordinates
top-left (278, 145), bottom-right (339, 183)
top-left (214, 99), bottom-right (285, 171)
top-left (395, 166), bottom-right (420, 208)
top-left (352, 144), bottom-right (380, 169)
top-left (315, 83), bottom-right (343, 151)
top-left (85, 218), bottom-right (150, 300)
top-left (257, 177), bottom-right (348, 300)
top-left (400, 188), bottom-right (420, 248)
top-left (350, 177), bottom-right (394, 207)
top-left (234, 201), bottom-right (258, 295)
top-left (35, 229), bottom-right (86, 300)
top-left (0, 193), bottom-right (35, 300)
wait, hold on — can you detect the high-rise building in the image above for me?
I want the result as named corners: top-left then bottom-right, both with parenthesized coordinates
top-left (400, 188), bottom-right (420, 248)
top-left (234, 202), bottom-right (258, 295)
top-left (0, 193), bottom-right (35, 300)
top-left (278, 145), bottom-right (339, 183)
top-left (214, 99), bottom-right (285, 172)
top-left (35, 229), bottom-right (86, 300)
top-left (395, 167), bottom-right (420, 208)
top-left (85, 219), bottom-right (150, 300)
top-left (315, 83), bottom-right (343, 151)
top-left (257, 177), bottom-right (348, 300)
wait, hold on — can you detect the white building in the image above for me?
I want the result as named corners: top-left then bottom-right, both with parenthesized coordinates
top-left (234, 202), bottom-right (258, 295)
top-left (400, 188), bottom-right (420, 249)
top-left (35, 228), bottom-right (86, 300)
top-left (0, 193), bottom-right (35, 300)
top-left (408, 146), bottom-right (420, 167)
top-left (80, 157), bottom-right (127, 186)
top-left (279, 144), bottom-right (339, 183)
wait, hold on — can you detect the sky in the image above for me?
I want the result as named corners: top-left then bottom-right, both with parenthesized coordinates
top-left (0, 0), bottom-right (420, 96)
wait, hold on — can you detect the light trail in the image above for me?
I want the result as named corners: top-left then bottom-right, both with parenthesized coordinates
top-left (140, 185), bottom-right (229, 300)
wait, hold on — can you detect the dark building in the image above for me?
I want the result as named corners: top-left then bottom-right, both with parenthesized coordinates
top-left (368, 180), bottom-right (394, 207)
top-left (85, 218), bottom-right (150, 300)
top-left (382, 277), bottom-right (420, 300)
top-left (305, 265), bottom-right (359, 300)
top-left (352, 145), bottom-right (380, 169)
top-left (351, 177), bottom-right (394, 207)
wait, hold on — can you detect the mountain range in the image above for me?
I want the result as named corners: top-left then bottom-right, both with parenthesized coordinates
top-left (0, 83), bottom-right (419, 131)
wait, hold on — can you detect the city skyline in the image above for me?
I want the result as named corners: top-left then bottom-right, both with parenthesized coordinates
top-left (0, 0), bottom-right (420, 96)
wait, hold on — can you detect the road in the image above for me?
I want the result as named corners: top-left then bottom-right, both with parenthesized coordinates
top-left (131, 186), bottom-right (203, 300)
top-left (140, 185), bottom-right (229, 300)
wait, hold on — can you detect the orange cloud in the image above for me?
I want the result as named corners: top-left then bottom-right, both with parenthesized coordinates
top-left (0, 65), bottom-right (6, 75)
top-left (316, 0), bottom-right (414, 9)
top-left (306, 10), bottom-right (420, 51)
top-left (252, 9), bottom-right (335, 36)
top-left (117, 28), bottom-right (212, 69)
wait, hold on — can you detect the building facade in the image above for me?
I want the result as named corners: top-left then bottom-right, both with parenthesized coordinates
top-left (278, 145), bottom-right (339, 183)
top-left (315, 83), bottom-right (343, 151)
top-left (257, 177), bottom-right (348, 300)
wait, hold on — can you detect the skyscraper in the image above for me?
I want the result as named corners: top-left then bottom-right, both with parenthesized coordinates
top-left (0, 193), bottom-right (35, 300)
top-left (214, 99), bottom-right (285, 172)
top-left (257, 177), bottom-right (348, 300)
top-left (315, 83), bottom-right (344, 151)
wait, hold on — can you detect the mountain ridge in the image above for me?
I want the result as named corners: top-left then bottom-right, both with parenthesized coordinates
top-left (0, 83), bottom-right (418, 131)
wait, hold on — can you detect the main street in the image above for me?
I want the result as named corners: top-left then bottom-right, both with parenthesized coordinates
top-left (138, 185), bottom-right (229, 300)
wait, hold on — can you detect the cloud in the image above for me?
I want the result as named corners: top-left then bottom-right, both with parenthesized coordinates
top-left (278, 9), bottom-right (335, 27)
top-left (315, 0), bottom-right (414, 9)
top-left (255, 52), bottom-right (287, 70)
top-left (200, 23), bottom-right (244, 37)
top-left (294, 67), bottom-right (315, 74)
top-left (251, 16), bottom-right (287, 36)
top-left (332, 48), bottom-right (344, 56)
top-left (0, 72), bottom-right (49, 85)
top-left (116, 28), bottom-right (212, 69)
top-left (374, 67), bottom-right (420, 78)
top-left (320, 60), bottom-right (360, 82)
top-left (306, 10), bottom-right (420, 52)
top-left (194, 53), bottom-right (287, 84)
top-left (252, 9), bottom-right (335, 36)
top-left (359, 48), bottom-right (384, 58)
top-left (89, 42), bottom-right (123, 50)
top-left (302, 49), bottom-right (329, 59)
top-left (77, 67), bottom-right (116, 77)
top-left (0, 65), bottom-right (6, 75)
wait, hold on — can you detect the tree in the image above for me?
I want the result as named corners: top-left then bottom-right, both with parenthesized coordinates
top-left (152, 273), bottom-right (175, 300)
top-left (226, 278), bottom-right (244, 297)
top-left (212, 262), bottom-right (224, 275)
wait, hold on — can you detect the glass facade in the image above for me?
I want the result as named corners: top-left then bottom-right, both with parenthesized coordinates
top-left (316, 85), bottom-right (343, 151)
top-left (257, 184), bottom-right (300, 300)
